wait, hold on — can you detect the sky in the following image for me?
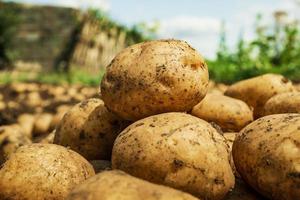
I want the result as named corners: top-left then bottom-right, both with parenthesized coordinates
top-left (5, 0), bottom-right (300, 58)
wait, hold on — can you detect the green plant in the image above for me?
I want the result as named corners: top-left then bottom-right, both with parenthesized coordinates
top-left (209, 12), bottom-right (300, 83)
top-left (0, 1), bottom-right (20, 69)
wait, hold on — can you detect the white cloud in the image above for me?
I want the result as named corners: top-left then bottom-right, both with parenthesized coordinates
top-left (156, 16), bottom-right (221, 58)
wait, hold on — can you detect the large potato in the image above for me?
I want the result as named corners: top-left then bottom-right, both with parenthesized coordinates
top-left (263, 92), bottom-right (300, 116)
top-left (192, 94), bottom-right (253, 131)
top-left (0, 124), bottom-right (31, 164)
top-left (0, 143), bottom-right (95, 200)
top-left (101, 39), bottom-right (209, 120)
top-left (225, 74), bottom-right (294, 118)
top-left (233, 114), bottom-right (300, 200)
top-left (67, 170), bottom-right (198, 200)
top-left (54, 98), bottom-right (128, 160)
top-left (112, 112), bottom-right (234, 200)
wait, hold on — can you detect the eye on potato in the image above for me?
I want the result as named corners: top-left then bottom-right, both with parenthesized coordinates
top-left (225, 74), bottom-right (294, 119)
top-left (112, 112), bottom-right (234, 200)
top-left (0, 124), bottom-right (31, 165)
top-left (263, 92), bottom-right (300, 116)
top-left (192, 94), bottom-right (253, 131)
top-left (67, 170), bottom-right (198, 200)
top-left (54, 98), bottom-right (128, 160)
top-left (101, 39), bottom-right (209, 121)
top-left (233, 114), bottom-right (300, 200)
top-left (0, 143), bottom-right (95, 200)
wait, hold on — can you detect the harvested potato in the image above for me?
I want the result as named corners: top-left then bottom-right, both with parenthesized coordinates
top-left (67, 170), bottom-right (198, 200)
top-left (225, 74), bottom-right (294, 118)
top-left (0, 143), bottom-right (95, 200)
top-left (17, 113), bottom-right (35, 138)
top-left (263, 92), bottom-right (300, 116)
top-left (232, 114), bottom-right (300, 200)
top-left (101, 39), bottom-right (209, 120)
top-left (0, 124), bottom-right (31, 164)
top-left (33, 113), bottom-right (53, 136)
top-left (224, 178), bottom-right (265, 200)
top-left (112, 112), bottom-right (234, 200)
top-left (54, 98), bottom-right (128, 160)
top-left (192, 94), bottom-right (253, 131)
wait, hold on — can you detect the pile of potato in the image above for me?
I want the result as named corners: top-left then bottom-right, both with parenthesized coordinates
top-left (0, 39), bottom-right (300, 200)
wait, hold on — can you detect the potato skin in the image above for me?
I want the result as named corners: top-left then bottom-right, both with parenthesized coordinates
top-left (112, 112), bottom-right (234, 200)
top-left (0, 124), bottom-right (31, 164)
top-left (263, 92), bottom-right (300, 116)
top-left (232, 114), bottom-right (300, 200)
top-left (225, 74), bottom-right (294, 118)
top-left (54, 98), bottom-right (128, 160)
top-left (0, 143), bottom-right (95, 200)
top-left (67, 170), bottom-right (199, 200)
top-left (101, 39), bottom-right (209, 121)
top-left (192, 94), bottom-right (253, 131)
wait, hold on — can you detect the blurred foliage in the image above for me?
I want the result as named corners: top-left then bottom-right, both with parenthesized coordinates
top-left (0, 1), bottom-right (20, 68)
top-left (209, 12), bottom-right (300, 83)
top-left (0, 69), bottom-right (105, 86)
top-left (89, 9), bottom-right (158, 45)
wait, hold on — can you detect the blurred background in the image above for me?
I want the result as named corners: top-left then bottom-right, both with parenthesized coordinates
top-left (0, 0), bottom-right (300, 85)
top-left (0, 0), bottom-right (299, 136)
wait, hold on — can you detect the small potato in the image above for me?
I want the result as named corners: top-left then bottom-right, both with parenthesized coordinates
top-left (192, 94), bottom-right (253, 131)
top-left (225, 74), bottom-right (294, 118)
top-left (67, 170), bottom-right (198, 200)
top-left (33, 113), bottom-right (53, 137)
top-left (263, 92), bottom-right (300, 116)
top-left (112, 112), bottom-right (234, 200)
top-left (101, 39), bottom-right (209, 120)
top-left (17, 113), bottom-right (35, 138)
top-left (233, 114), bottom-right (300, 200)
top-left (0, 124), bottom-right (31, 164)
top-left (0, 143), bottom-right (95, 200)
top-left (54, 98), bottom-right (128, 160)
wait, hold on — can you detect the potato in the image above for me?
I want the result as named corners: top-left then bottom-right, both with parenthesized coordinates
top-left (33, 113), bottom-right (53, 136)
top-left (112, 112), bottom-right (234, 200)
top-left (224, 178), bottom-right (265, 200)
top-left (0, 124), bottom-right (31, 165)
top-left (54, 98), bottom-right (128, 160)
top-left (232, 114), bottom-right (300, 200)
top-left (67, 170), bottom-right (198, 200)
top-left (101, 39), bottom-right (209, 121)
top-left (17, 113), bottom-right (35, 138)
top-left (192, 94), bottom-right (253, 131)
top-left (0, 143), bottom-right (95, 200)
top-left (263, 92), bottom-right (300, 116)
top-left (225, 74), bottom-right (294, 118)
